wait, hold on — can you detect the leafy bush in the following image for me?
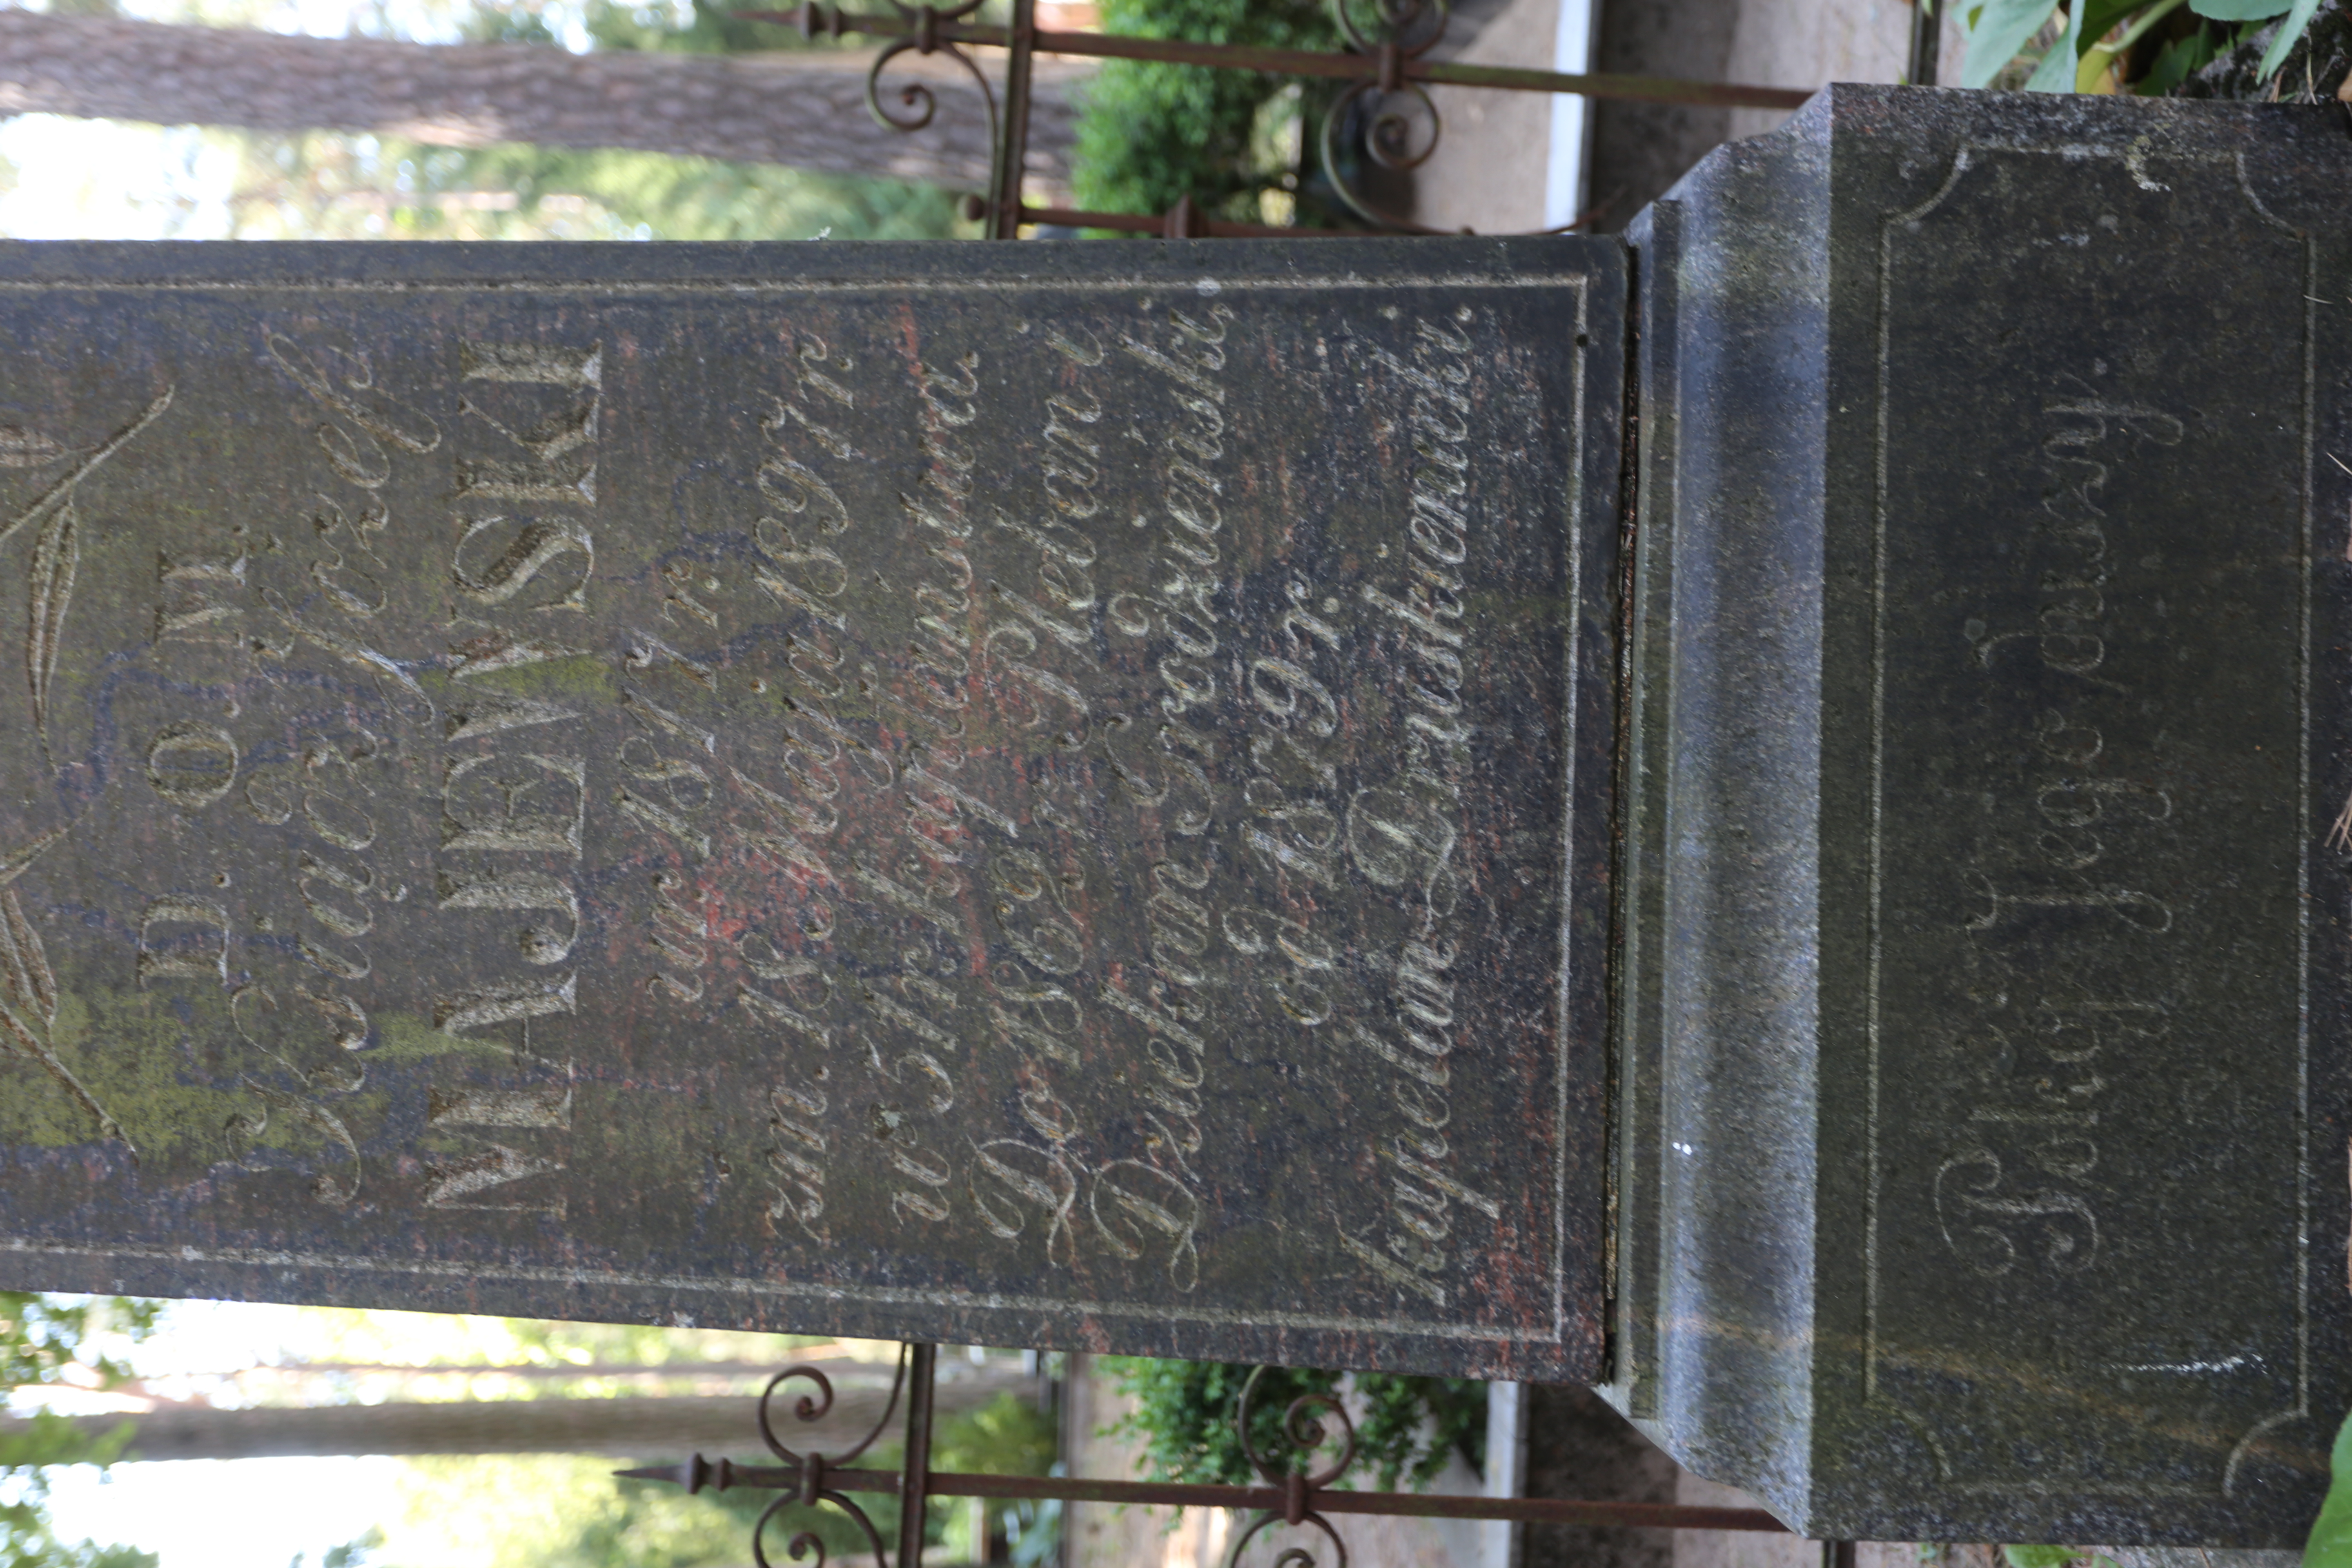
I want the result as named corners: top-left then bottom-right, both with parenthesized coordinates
top-left (936, 1391), bottom-right (1060, 1564)
top-left (1069, 0), bottom-right (1338, 224)
top-left (2306, 1409), bottom-right (2352, 1568)
top-left (1956, 0), bottom-right (2341, 96)
top-left (1102, 1358), bottom-right (1484, 1494)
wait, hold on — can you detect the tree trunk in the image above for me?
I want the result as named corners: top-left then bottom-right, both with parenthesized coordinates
top-left (7, 1372), bottom-right (1033, 1460)
top-left (0, 10), bottom-right (1087, 190)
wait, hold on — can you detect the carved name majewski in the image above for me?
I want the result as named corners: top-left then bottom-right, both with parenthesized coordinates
top-left (0, 238), bottom-right (1620, 1379)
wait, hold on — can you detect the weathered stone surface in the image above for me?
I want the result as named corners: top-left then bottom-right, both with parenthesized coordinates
top-left (1608, 85), bottom-right (2352, 1545)
top-left (0, 238), bottom-right (1621, 1382)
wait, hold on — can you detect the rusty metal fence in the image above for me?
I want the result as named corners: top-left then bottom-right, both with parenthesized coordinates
top-left (627, 1343), bottom-right (1805, 1568)
top-left (737, 0), bottom-right (1913, 237)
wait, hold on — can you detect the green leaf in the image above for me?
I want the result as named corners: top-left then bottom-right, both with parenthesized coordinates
top-left (2080, 0), bottom-right (2160, 40)
top-left (1961, 0), bottom-right (2063, 85)
top-left (2191, 0), bottom-right (2291, 18)
top-left (2025, 0), bottom-right (2087, 87)
top-left (2003, 1550), bottom-right (2079, 1568)
top-left (2303, 1408), bottom-right (2352, 1568)
top-left (2134, 24), bottom-right (2216, 89)
top-left (2257, 0), bottom-right (2325, 75)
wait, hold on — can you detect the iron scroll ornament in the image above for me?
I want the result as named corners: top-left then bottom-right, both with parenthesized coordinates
top-left (1224, 1365), bottom-right (1354, 1568)
top-left (793, 0), bottom-right (1004, 155)
top-left (1314, 0), bottom-right (1453, 234)
top-left (749, 1349), bottom-right (910, 1568)
top-left (617, 1348), bottom-right (913, 1568)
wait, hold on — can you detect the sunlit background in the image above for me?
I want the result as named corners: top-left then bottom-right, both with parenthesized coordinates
top-left (0, 0), bottom-right (967, 243)
top-left (22, 1298), bottom-right (1050, 1568)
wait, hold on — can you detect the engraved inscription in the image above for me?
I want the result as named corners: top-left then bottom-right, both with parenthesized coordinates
top-left (425, 336), bottom-right (601, 1214)
top-left (1334, 313), bottom-right (1497, 1308)
top-left (1872, 148), bottom-right (2305, 1493)
top-left (1937, 394), bottom-right (2186, 1279)
top-left (0, 250), bottom-right (1599, 1374)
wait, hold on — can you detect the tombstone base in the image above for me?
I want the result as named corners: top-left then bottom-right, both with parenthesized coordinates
top-left (1602, 82), bottom-right (2352, 1546)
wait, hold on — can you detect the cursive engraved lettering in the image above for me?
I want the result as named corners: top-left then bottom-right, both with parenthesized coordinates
top-left (1939, 387), bottom-right (2187, 1274)
top-left (1337, 314), bottom-right (1489, 1305)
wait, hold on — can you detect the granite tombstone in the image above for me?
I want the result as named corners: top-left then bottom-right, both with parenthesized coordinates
top-left (8, 82), bottom-right (2352, 1552)
top-left (0, 239), bottom-right (1624, 1385)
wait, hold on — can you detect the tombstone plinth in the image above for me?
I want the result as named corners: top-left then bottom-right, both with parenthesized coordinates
top-left (1606, 85), bottom-right (2352, 1546)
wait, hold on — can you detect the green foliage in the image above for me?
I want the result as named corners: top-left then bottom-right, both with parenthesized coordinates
top-left (2137, 21), bottom-right (2222, 88)
top-left (2189, 0), bottom-right (2291, 20)
top-left (936, 1392), bottom-right (1060, 1564)
top-left (2254, 0), bottom-right (2328, 74)
top-left (2022, 0), bottom-right (2085, 85)
top-left (1105, 1361), bottom-right (1334, 1488)
top-left (214, 125), bottom-right (960, 246)
top-left (0, 1296), bottom-right (155, 1394)
top-left (1999, 1550), bottom-right (2120, 1568)
top-left (1070, 0), bottom-right (1336, 223)
top-left (445, 143), bottom-right (962, 241)
top-left (1102, 1359), bottom-right (1483, 1494)
top-left (0, 1293), bottom-right (161, 1568)
top-left (936, 1391), bottom-right (1057, 1478)
top-left (1960, 0), bottom-right (2072, 86)
top-left (2303, 1407), bottom-right (2352, 1568)
top-left (2002, 1549), bottom-right (2082, 1568)
top-left (473, 0), bottom-right (959, 241)
top-left (5, 1539), bottom-right (156, 1568)
top-left (452, 0), bottom-right (808, 52)
top-left (1956, 0), bottom-right (2330, 90)
top-left (1350, 1373), bottom-right (1485, 1493)
top-left (428, 1452), bottom-right (836, 1568)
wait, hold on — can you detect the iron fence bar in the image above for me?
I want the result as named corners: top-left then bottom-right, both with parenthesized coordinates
top-left (1031, 30), bottom-right (1814, 107)
top-left (621, 1343), bottom-right (1811, 1564)
top-left (1018, 203), bottom-right (1328, 237)
top-left (638, 1457), bottom-right (1796, 1532)
top-left (1907, 0), bottom-right (1940, 85)
top-left (896, 1344), bottom-right (939, 1567)
top-left (743, 0), bottom-right (1822, 236)
top-left (984, 0), bottom-right (1038, 235)
top-left (625, 1349), bottom-right (1803, 1558)
top-left (747, 6), bottom-right (1814, 110)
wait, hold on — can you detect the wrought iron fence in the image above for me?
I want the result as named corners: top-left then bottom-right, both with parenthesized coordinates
top-left (625, 1342), bottom-right (1807, 1568)
top-left (739, 0), bottom-right (1931, 238)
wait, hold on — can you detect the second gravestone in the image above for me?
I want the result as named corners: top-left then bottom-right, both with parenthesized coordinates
top-left (1606, 86), bottom-right (2352, 1545)
top-left (0, 239), bottom-right (1623, 1384)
